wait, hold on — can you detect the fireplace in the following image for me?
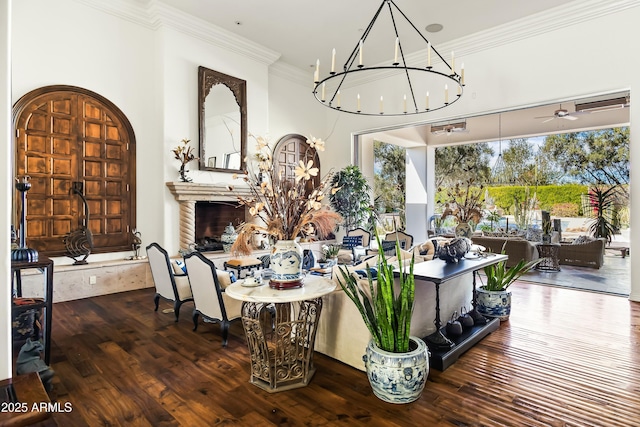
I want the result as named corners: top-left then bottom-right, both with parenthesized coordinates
top-left (166, 182), bottom-right (253, 251)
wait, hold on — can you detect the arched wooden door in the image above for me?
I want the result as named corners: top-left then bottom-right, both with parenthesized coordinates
top-left (13, 85), bottom-right (136, 256)
top-left (273, 134), bottom-right (320, 191)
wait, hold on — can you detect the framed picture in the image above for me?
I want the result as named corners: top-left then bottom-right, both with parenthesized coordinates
top-left (207, 157), bottom-right (217, 168)
top-left (224, 152), bottom-right (241, 170)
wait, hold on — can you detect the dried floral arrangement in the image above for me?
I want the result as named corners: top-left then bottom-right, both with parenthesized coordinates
top-left (230, 134), bottom-right (342, 254)
top-left (172, 138), bottom-right (198, 182)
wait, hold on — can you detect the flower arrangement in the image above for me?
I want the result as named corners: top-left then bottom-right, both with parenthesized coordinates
top-left (172, 138), bottom-right (198, 182)
top-left (230, 134), bottom-right (342, 255)
top-left (319, 243), bottom-right (342, 262)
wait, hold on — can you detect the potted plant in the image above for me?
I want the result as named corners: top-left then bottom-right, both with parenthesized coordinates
top-left (318, 243), bottom-right (341, 268)
top-left (329, 165), bottom-right (373, 231)
top-left (477, 244), bottom-right (541, 321)
top-left (336, 235), bottom-right (428, 404)
top-left (587, 185), bottom-right (619, 244)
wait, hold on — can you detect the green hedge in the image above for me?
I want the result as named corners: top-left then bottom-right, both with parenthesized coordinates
top-left (436, 184), bottom-right (589, 216)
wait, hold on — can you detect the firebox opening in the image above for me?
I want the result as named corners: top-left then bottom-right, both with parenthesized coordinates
top-left (194, 201), bottom-right (244, 251)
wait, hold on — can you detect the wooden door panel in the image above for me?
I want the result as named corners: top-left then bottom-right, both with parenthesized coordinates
top-left (14, 87), bottom-right (136, 256)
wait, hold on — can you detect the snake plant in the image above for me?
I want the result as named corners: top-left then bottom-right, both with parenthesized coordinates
top-left (482, 242), bottom-right (541, 291)
top-left (336, 233), bottom-right (415, 353)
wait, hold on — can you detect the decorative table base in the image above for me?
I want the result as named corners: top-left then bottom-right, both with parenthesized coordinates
top-left (240, 298), bottom-right (322, 392)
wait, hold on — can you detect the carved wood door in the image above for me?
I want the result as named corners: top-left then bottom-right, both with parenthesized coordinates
top-left (13, 86), bottom-right (136, 256)
top-left (274, 134), bottom-right (320, 190)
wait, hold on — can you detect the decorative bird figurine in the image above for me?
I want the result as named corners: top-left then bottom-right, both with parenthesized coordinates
top-left (63, 184), bottom-right (94, 265)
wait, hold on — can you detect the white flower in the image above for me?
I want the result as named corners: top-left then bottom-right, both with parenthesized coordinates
top-left (295, 160), bottom-right (319, 182)
top-left (307, 135), bottom-right (325, 152)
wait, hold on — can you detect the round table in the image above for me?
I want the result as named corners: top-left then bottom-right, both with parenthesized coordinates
top-left (225, 274), bottom-right (336, 392)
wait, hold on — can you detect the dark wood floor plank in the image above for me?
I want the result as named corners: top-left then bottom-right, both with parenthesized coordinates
top-left (35, 282), bottom-right (640, 426)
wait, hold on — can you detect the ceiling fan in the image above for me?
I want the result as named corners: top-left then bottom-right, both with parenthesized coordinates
top-left (535, 104), bottom-right (583, 123)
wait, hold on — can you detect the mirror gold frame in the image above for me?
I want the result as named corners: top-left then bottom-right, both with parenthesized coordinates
top-left (198, 66), bottom-right (247, 172)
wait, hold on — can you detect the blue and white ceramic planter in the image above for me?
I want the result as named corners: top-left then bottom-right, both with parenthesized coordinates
top-left (363, 336), bottom-right (429, 404)
top-left (476, 287), bottom-right (512, 321)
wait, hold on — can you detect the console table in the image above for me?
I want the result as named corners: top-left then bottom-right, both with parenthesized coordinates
top-left (11, 256), bottom-right (54, 365)
top-left (411, 254), bottom-right (508, 371)
top-left (225, 275), bottom-right (335, 392)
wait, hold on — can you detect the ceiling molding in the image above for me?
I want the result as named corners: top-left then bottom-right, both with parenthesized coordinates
top-left (73, 0), bottom-right (281, 66)
top-left (269, 62), bottom-right (310, 87)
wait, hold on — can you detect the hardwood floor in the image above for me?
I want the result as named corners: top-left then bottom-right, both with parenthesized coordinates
top-left (35, 282), bottom-right (640, 426)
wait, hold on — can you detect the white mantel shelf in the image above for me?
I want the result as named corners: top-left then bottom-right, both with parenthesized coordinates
top-left (166, 181), bottom-right (253, 201)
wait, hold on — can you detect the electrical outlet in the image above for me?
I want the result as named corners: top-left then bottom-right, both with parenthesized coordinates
top-left (89, 275), bottom-right (97, 285)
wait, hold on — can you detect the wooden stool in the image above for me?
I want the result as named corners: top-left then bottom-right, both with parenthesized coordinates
top-left (0, 372), bottom-right (52, 426)
top-left (224, 257), bottom-right (263, 279)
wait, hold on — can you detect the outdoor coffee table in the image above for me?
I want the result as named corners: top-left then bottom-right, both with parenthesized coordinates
top-left (536, 243), bottom-right (561, 272)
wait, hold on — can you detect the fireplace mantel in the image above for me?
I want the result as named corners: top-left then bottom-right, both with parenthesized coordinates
top-left (166, 182), bottom-right (252, 250)
top-left (166, 182), bottom-right (253, 201)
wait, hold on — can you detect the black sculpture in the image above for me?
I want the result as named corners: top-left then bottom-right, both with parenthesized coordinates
top-left (11, 176), bottom-right (39, 262)
top-left (63, 182), bottom-right (94, 265)
top-left (436, 237), bottom-right (471, 263)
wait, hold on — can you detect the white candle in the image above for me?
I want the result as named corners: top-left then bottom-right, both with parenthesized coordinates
top-left (331, 48), bottom-right (336, 73)
top-left (444, 84), bottom-right (449, 104)
top-left (427, 42), bottom-right (431, 67)
top-left (461, 63), bottom-right (465, 85)
top-left (403, 94), bottom-right (407, 113)
top-left (337, 90), bottom-right (341, 108)
top-left (426, 91), bottom-right (430, 110)
top-left (394, 37), bottom-right (399, 63)
top-left (451, 51), bottom-right (455, 74)
top-left (357, 93), bottom-right (361, 111)
top-left (321, 83), bottom-right (326, 101)
top-left (380, 96), bottom-right (383, 113)
top-left (359, 40), bottom-right (363, 66)
top-left (314, 59), bottom-right (319, 82)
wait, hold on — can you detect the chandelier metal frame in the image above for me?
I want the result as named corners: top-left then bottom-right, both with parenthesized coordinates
top-left (312, 0), bottom-right (464, 116)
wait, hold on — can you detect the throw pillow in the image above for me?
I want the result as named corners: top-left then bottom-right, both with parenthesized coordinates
top-left (525, 228), bottom-right (542, 243)
top-left (572, 235), bottom-right (595, 245)
top-left (172, 259), bottom-right (187, 275)
top-left (342, 235), bottom-right (363, 249)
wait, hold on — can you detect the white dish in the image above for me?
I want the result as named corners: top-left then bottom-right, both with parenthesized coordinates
top-left (241, 279), bottom-right (262, 287)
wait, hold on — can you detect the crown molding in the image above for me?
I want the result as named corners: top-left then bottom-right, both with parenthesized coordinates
top-left (269, 62), bottom-right (310, 87)
top-left (72, 0), bottom-right (281, 66)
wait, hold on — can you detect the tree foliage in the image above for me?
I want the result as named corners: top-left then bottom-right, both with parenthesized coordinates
top-left (541, 127), bottom-right (629, 195)
top-left (435, 143), bottom-right (493, 188)
top-left (373, 141), bottom-right (406, 227)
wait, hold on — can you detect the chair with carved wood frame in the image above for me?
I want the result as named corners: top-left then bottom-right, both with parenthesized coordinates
top-left (146, 243), bottom-right (193, 322)
top-left (337, 227), bottom-right (372, 264)
top-left (384, 231), bottom-right (414, 251)
top-left (183, 251), bottom-right (242, 346)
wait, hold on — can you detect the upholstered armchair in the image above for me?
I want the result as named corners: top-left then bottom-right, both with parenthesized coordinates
top-left (146, 243), bottom-right (193, 322)
top-left (183, 251), bottom-right (242, 346)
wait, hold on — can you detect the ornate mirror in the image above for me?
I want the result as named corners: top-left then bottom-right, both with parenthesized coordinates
top-left (198, 66), bottom-right (247, 172)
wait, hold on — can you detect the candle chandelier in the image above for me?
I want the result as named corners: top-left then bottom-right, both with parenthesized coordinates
top-left (312, 0), bottom-right (465, 116)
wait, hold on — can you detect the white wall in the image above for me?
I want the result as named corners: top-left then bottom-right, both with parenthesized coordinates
top-left (1, 0), bottom-right (11, 381)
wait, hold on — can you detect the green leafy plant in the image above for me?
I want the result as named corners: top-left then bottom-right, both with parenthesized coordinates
top-left (587, 185), bottom-right (619, 244)
top-left (330, 165), bottom-right (372, 231)
top-left (483, 243), bottom-right (541, 291)
top-left (320, 243), bottom-right (341, 261)
top-left (336, 234), bottom-right (415, 353)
